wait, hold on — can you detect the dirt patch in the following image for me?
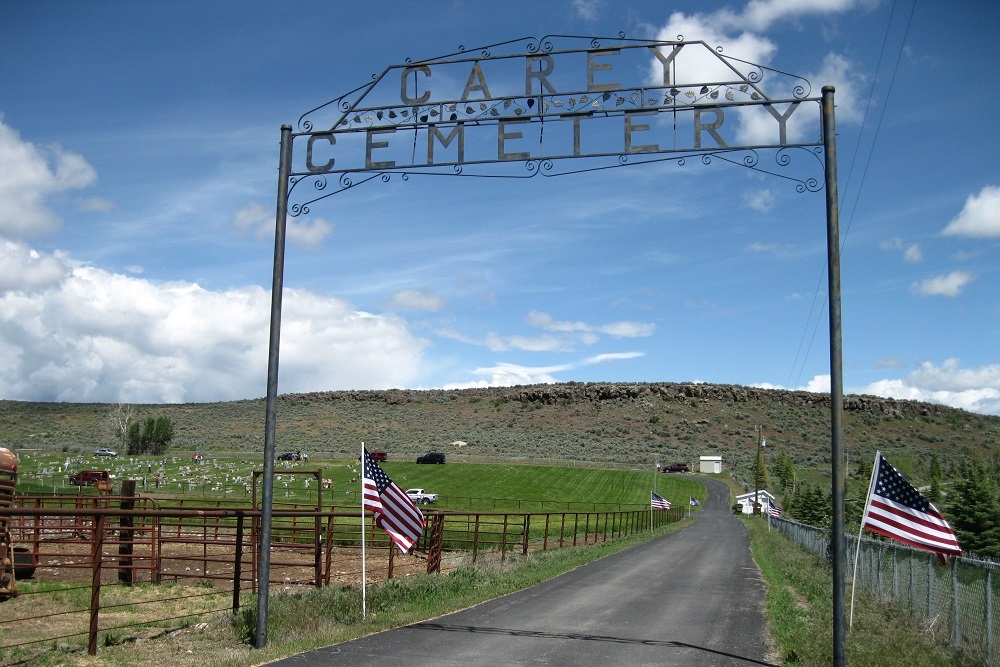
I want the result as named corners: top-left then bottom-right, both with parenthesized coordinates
top-left (0, 537), bottom-right (440, 666)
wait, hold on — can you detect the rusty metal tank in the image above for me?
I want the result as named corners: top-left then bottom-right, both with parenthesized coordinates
top-left (1, 447), bottom-right (18, 597)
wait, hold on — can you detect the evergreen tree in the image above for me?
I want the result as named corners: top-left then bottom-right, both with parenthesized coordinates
top-left (789, 482), bottom-right (832, 527)
top-left (773, 452), bottom-right (796, 493)
top-left (929, 453), bottom-right (943, 481)
top-left (948, 460), bottom-right (1000, 559)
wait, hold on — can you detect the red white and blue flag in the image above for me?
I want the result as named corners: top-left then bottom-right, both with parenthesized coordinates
top-left (860, 452), bottom-right (961, 561)
top-left (362, 450), bottom-right (425, 553)
top-left (768, 504), bottom-right (782, 518)
top-left (651, 492), bottom-right (671, 510)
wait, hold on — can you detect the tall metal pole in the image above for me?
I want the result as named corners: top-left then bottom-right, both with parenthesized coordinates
top-left (256, 124), bottom-right (293, 649)
top-left (754, 425), bottom-right (763, 513)
top-left (822, 86), bottom-right (846, 667)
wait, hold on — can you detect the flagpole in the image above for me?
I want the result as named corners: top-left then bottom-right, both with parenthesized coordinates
top-left (360, 441), bottom-right (367, 619)
top-left (651, 461), bottom-right (658, 530)
top-left (850, 451), bottom-right (880, 628)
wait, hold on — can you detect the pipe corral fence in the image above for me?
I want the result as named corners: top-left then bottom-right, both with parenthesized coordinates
top-left (0, 492), bottom-right (684, 656)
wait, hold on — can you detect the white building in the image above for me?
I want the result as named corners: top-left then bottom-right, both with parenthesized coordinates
top-left (699, 456), bottom-right (722, 474)
top-left (734, 490), bottom-right (778, 515)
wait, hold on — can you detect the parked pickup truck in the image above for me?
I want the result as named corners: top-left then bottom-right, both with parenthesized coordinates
top-left (406, 488), bottom-right (438, 505)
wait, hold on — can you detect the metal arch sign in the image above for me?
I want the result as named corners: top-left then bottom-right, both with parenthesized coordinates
top-left (259, 34), bottom-right (848, 666)
top-left (284, 35), bottom-right (826, 215)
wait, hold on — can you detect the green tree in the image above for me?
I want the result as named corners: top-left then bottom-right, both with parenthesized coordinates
top-left (125, 415), bottom-right (174, 456)
top-left (772, 451), bottom-right (796, 493)
top-left (948, 460), bottom-right (1000, 558)
top-left (126, 421), bottom-right (142, 455)
top-left (789, 482), bottom-right (831, 527)
top-left (150, 416), bottom-right (174, 455)
top-left (929, 453), bottom-right (943, 481)
top-left (926, 476), bottom-right (942, 504)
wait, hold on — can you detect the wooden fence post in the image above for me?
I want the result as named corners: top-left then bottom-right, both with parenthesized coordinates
top-left (425, 513), bottom-right (444, 574)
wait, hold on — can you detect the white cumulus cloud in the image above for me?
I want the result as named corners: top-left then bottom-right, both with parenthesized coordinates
top-left (0, 240), bottom-right (74, 291)
top-left (653, 6), bottom-right (866, 148)
top-left (858, 359), bottom-right (1000, 415)
top-left (941, 185), bottom-right (1000, 238)
top-left (0, 259), bottom-right (427, 403)
top-left (0, 117), bottom-right (97, 239)
top-left (911, 271), bottom-right (975, 297)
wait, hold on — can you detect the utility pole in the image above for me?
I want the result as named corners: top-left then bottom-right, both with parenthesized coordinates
top-left (754, 425), bottom-right (764, 514)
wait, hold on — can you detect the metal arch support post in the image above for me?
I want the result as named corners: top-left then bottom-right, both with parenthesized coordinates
top-left (256, 124), bottom-right (293, 649)
top-left (822, 86), bottom-right (846, 667)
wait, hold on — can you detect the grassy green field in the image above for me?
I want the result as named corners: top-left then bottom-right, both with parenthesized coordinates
top-left (12, 452), bottom-right (705, 513)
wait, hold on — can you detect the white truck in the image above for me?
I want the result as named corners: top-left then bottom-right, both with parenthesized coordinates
top-left (406, 488), bottom-right (438, 505)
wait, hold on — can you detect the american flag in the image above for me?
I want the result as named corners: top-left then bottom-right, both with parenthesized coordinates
top-left (362, 450), bottom-right (425, 553)
top-left (652, 492), bottom-right (671, 510)
top-left (689, 496), bottom-right (701, 507)
top-left (768, 504), bottom-right (782, 518)
top-left (861, 452), bottom-right (961, 561)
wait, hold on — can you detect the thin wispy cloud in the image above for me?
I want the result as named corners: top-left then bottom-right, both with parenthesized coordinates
top-left (445, 351), bottom-right (646, 389)
top-left (880, 237), bottom-right (922, 263)
top-left (385, 289), bottom-right (445, 312)
top-left (233, 202), bottom-right (332, 249)
top-left (527, 311), bottom-right (655, 338)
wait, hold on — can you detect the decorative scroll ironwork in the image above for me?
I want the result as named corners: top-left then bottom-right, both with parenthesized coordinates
top-left (286, 34), bottom-right (823, 216)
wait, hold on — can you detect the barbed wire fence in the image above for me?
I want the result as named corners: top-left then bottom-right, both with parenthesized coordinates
top-left (770, 515), bottom-right (999, 666)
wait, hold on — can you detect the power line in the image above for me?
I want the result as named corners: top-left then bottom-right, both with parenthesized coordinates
top-left (787, 0), bottom-right (917, 389)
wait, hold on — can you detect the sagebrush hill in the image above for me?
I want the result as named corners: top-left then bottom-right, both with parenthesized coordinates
top-left (4, 382), bottom-right (998, 487)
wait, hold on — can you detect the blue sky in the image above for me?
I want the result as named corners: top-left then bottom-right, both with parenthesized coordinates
top-left (1, 0), bottom-right (999, 415)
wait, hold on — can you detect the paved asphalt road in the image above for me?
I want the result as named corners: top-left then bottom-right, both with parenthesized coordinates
top-left (267, 477), bottom-right (776, 666)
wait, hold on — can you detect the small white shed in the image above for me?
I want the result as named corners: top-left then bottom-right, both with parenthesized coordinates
top-left (699, 456), bottom-right (722, 474)
top-left (734, 490), bottom-right (778, 515)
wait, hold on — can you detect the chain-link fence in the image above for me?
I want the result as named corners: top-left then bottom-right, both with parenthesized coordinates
top-left (770, 515), bottom-right (999, 666)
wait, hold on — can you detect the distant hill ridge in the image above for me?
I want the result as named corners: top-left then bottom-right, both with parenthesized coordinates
top-left (2, 382), bottom-right (996, 483)
top-left (282, 382), bottom-right (949, 418)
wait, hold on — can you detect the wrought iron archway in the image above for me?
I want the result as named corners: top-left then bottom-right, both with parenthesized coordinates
top-left (257, 34), bottom-right (846, 665)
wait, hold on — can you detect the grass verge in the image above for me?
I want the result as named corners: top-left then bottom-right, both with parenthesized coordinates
top-left (745, 517), bottom-right (979, 666)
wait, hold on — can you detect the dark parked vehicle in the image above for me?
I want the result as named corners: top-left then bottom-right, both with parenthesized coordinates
top-left (370, 451), bottom-right (388, 462)
top-left (416, 452), bottom-right (445, 464)
top-left (277, 452), bottom-right (303, 461)
top-left (69, 469), bottom-right (111, 486)
top-left (665, 463), bottom-right (690, 472)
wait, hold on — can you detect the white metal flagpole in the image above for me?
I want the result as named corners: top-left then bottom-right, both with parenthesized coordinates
top-left (360, 441), bottom-right (367, 618)
top-left (850, 451), bottom-right (880, 628)
top-left (651, 462), bottom-right (657, 530)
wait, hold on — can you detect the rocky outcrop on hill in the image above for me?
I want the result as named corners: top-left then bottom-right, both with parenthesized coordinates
top-left (281, 381), bottom-right (947, 419)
